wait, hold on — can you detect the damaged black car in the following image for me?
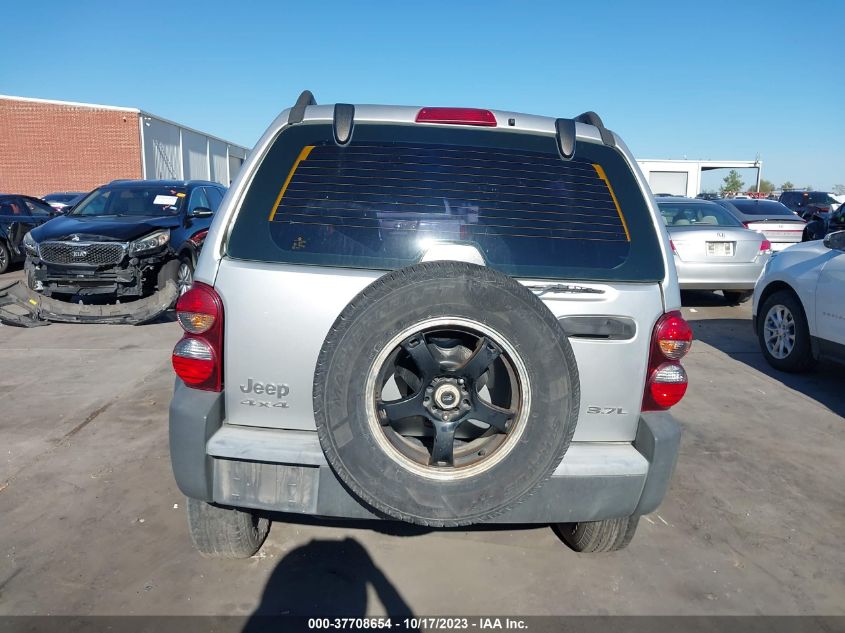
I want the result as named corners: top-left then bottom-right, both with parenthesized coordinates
top-left (0, 179), bottom-right (224, 326)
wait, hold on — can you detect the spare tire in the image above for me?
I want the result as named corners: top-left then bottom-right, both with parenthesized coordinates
top-left (313, 261), bottom-right (580, 526)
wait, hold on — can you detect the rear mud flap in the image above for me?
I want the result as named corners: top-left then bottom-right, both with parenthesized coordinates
top-left (0, 280), bottom-right (179, 327)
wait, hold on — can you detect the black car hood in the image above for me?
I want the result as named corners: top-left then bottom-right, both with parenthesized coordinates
top-left (31, 215), bottom-right (180, 243)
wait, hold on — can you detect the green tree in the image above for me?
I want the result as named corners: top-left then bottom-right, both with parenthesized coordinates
top-left (758, 179), bottom-right (775, 193)
top-left (781, 181), bottom-right (794, 191)
top-left (721, 170), bottom-right (745, 194)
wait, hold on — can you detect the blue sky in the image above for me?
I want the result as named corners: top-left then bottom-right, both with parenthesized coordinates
top-left (2, 0), bottom-right (842, 190)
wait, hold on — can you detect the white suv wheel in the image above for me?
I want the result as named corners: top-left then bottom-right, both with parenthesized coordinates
top-left (763, 304), bottom-right (796, 359)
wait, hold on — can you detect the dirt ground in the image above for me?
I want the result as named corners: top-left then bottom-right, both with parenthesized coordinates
top-left (1, 265), bottom-right (843, 616)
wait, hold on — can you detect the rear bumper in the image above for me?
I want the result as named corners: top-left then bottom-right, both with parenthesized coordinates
top-left (770, 241), bottom-right (801, 252)
top-left (675, 258), bottom-right (766, 290)
top-left (170, 381), bottom-right (682, 523)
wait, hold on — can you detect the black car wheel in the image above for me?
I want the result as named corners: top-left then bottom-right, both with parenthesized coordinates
top-left (176, 258), bottom-right (194, 297)
top-left (0, 241), bottom-right (10, 274)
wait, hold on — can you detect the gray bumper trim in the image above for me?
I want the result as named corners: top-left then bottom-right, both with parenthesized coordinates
top-left (169, 380), bottom-right (223, 501)
top-left (633, 411), bottom-right (682, 515)
top-left (169, 383), bottom-right (681, 522)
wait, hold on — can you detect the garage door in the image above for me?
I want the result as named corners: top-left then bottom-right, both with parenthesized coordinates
top-left (649, 171), bottom-right (688, 196)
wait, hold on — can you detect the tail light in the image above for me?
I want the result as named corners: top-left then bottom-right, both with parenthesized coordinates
top-left (189, 229), bottom-right (209, 247)
top-left (416, 107), bottom-right (497, 127)
top-left (759, 239), bottom-right (772, 254)
top-left (642, 311), bottom-right (692, 411)
top-left (172, 282), bottom-right (223, 391)
top-left (669, 239), bottom-right (677, 253)
top-left (742, 221), bottom-right (750, 228)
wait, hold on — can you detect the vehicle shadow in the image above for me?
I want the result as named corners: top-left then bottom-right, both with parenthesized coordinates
top-left (681, 289), bottom-right (741, 307)
top-left (691, 316), bottom-right (845, 418)
top-left (243, 537), bottom-right (418, 629)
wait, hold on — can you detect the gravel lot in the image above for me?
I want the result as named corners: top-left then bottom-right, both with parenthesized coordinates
top-left (1, 264), bottom-right (843, 616)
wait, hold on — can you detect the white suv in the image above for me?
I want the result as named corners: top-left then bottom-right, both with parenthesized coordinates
top-left (753, 230), bottom-right (845, 371)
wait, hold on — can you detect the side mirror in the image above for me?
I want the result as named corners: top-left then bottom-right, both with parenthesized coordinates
top-left (189, 206), bottom-right (213, 218)
top-left (823, 230), bottom-right (845, 251)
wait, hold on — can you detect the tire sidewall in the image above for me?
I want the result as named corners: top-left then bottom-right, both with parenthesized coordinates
top-left (314, 263), bottom-right (580, 525)
top-left (758, 291), bottom-right (813, 371)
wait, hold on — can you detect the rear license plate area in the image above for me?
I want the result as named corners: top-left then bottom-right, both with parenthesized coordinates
top-left (706, 241), bottom-right (735, 256)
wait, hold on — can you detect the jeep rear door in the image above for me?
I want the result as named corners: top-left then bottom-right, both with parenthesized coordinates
top-left (213, 114), bottom-right (668, 442)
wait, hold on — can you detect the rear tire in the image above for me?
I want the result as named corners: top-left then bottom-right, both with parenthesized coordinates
top-left (186, 497), bottom-right (270, 559)
top-left (757, 290), bottom-right (816, 372)
top-left (722, 290), bottom-right (752, 305)
top-left (553, 515), bottom-right (639, 553)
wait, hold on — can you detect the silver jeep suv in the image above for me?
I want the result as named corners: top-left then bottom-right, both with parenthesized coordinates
top-left (169, 92), bottom-right (692, 558)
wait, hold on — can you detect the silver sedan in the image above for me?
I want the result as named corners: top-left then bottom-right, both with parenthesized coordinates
top-left (657, 198), bottom-right (772, 303)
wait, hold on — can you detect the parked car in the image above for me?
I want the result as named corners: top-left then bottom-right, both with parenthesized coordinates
top-left (24, 179), bottom-right (225, 301)
top-left (827, 205), bottom-right (845, 234)
top-left (169, 93), bottom-right (692, 558)
top-left (0, 194), bottom-right (58, 274)
top-left (714, 198), bottom-right (805, 251)
top-left (753, 230), bottom-right (845, 371)
top-left (657, 197), bottom-right (772, 303)
top-left (696, 192), bottom-right (722, 200)
top-left (42, 192), bottom-right (87, 213)
top-left (779, 191), bottom-right (839, 220)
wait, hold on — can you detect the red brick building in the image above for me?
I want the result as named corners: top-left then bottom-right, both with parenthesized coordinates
top-left (0, 95), bottom-right (248, 197)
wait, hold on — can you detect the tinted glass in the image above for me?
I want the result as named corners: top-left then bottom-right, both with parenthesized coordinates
top-left (70, 186), bottom-right (186, 217)
top-left (23, 198), bottom-right (53, 217)
top-left (206, 187), bottom-right (224, 211)
top-left (729, 200), bottom-right (797, 216)
top-left (43, 194), bottom-right (78, 203)
top-left (188, 187), bottom-right (210, 212)
top-left (0, 199), bottom-right (25, 216)
top-left (658, 202), bottom-right (743, 227)
top-left (228, 123), bottom-right (664, 282)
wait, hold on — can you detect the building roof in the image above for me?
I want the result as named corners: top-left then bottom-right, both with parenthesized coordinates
top-left (0, 94), bottom-right (248, 152)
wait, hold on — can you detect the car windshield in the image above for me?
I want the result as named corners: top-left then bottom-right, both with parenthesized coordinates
top-left (69, 186), bottom-right (186, 217)
top-left (658, 202), bottom-right (743, 227)
top-left (729, 200), bottom-right (798, 216)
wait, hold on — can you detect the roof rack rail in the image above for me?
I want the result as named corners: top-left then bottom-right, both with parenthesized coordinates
top-left (288, 90), bottom-right (316, 125)
top-left (573, 111), bottom-right (615, 148)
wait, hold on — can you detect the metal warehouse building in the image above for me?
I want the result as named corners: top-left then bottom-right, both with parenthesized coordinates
top-left (636, 158), bottom-right (762, 197)
top-left (0, 95), bottom-right (249, 197)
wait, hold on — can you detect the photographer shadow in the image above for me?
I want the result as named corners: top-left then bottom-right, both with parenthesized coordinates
top-left (244, 537), bottom-right (417, 631)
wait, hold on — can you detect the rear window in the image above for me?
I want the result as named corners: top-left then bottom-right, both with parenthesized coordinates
top-left (658, 202), bottom-right (743, 227)
top-left (729, 200), bottom-right (798, 216)
top-left (781, 191), bottom-right (834, 207)
top-left (227, 123), bottom-right (664, 281)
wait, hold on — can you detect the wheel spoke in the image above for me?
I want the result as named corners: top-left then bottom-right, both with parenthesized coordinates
top-left (430, 422), bottom-right (457, 466)
top-left (401, 334), bottom-right (439, 380)
top-left (379, 391), bottom-right (426, 424)
top-left (472, 398), bottom-right (513, 433)
top-left (459, 337), bottom-right (502, 380)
